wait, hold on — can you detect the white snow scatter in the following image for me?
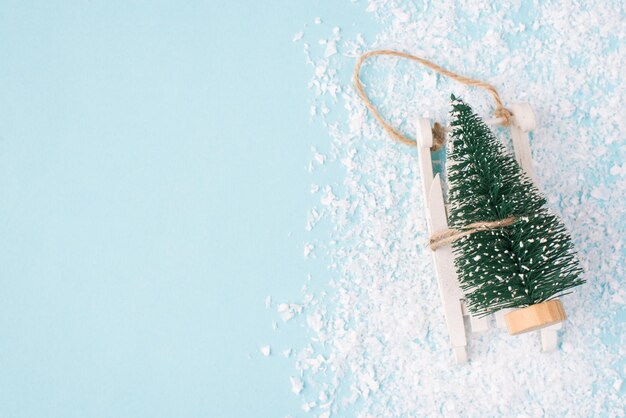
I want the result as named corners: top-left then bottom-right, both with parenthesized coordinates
top-left (305, 208), bottom-right (321, 231)
top-left (290, 376), bottom-right (305, 394)
top-left (277, 303), bottom-right (303, 323)
top-left (324, 41), bottom-right (337, 58)
top-left (264, 295), bottom-right (272, 309)
top-left (269, 0), bottom-right (626, 417)
top-left (391, 7), bottom-right (410, 22)
top-left (293, 31), bottom-right (304, 42)
top-left (314, 65), bottom-right (326, 78)
top-left (312, 149), bottom-right (326, 165)
top-left (303, 243), bottom-right (314, 258)
top-left (314, 17), bottom-right (322, 25)
top-left (610, 164), bottom-right (626, 177)
top-left (301, 400), bottom-right (315, 412)
top-left (260, 345), bottom-right (271, 357)
top-left (306, 313), bottom-right (323, 333)
top-left (591, 185), bottom-right (610, 201)
top-left (319, 187), bottom-right (335, 206)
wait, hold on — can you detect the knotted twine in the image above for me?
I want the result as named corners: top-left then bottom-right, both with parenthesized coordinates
top-left (353, 50), bottom-right (517, 249)
top-left (428, 216), bottom-right (517, 250)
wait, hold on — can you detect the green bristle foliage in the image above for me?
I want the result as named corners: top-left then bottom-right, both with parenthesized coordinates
top-left (446, 95), bottom-right (585, 316)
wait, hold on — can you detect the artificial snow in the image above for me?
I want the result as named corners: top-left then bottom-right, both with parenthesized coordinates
top-left (293, 31), bottom-right (304, 42)
top-left (290, 376), bottom-right (305, 394)
top-left (277, 303), bottom-right (303, 322)
top-left (270, 0), bottom-right (626, 416)
top-left (260, 345), bottom-right (271, 357)
top-left (303, 243), bottom-right (315, 258)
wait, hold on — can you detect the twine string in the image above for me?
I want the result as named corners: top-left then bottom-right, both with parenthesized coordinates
top-left (353, 50), bottom-right (518, 249)
top-left (428, 216), bottom-right (517, 250)
top-left (353, 49), bottom-right (514, 151)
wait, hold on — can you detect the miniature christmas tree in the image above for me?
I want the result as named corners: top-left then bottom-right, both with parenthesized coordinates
top-left (445, 96), bottom-right (584, 329)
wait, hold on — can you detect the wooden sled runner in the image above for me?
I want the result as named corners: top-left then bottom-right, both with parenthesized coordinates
top-left (416, 103), bottom-right (562, 364)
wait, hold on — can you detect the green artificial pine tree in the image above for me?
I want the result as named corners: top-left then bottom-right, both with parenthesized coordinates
top-left (446, 95), bottom-right (585, 318)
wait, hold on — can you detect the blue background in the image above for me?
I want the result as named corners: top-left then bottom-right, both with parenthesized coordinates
top-left (0, 1), bottom-right (373, 416)
top-left (1, 1), bottom-right (623, 417)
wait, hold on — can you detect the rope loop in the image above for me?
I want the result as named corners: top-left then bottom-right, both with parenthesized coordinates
top-left (353, 50), bottom-right (513, 148)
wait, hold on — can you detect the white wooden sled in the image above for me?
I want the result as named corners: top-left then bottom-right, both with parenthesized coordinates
top-left (416, 103), bottom-right (562, 364)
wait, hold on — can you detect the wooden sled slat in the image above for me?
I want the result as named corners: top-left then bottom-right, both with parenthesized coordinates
top-left (416, 103), bottom-right (563, 362)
